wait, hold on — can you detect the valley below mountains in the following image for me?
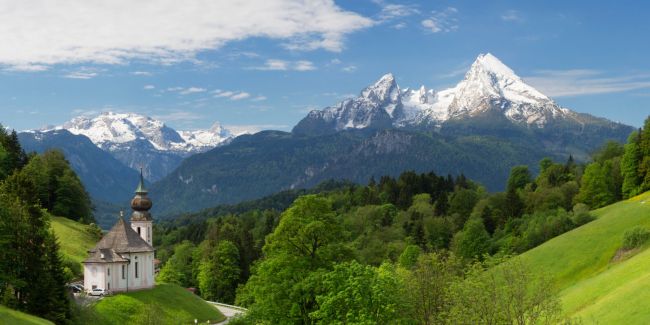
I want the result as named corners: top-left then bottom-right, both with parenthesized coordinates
top-left (19, 53), bottom-right (634, 220)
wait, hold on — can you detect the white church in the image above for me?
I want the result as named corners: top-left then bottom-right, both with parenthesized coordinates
top-left (83, 172), bottom-right (155, 293)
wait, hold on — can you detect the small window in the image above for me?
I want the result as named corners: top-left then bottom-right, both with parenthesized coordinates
top-left (107, 267), bottom-right (110, 276)
top-left (122, 265), bottom-right (125, 279)
top-left (137, 227), bottom-right (141, 235)
top-left (92, 285), bottom-right (97, 289)
top-left (135, 262), bottom-right (139, 278)
top-left (107, 282), bottom-right (110, 290)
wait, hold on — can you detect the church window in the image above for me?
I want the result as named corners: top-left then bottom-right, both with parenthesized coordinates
top-left (135, 262), bottom-right (139, 278)
top-left (137, 227), bottom-right (141, 235)
top-left (122, 265), bottom-right (125, 279)
top-left (107, 267), bottom-right (110, 276)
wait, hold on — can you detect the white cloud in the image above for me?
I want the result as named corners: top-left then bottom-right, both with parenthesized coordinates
top-left (421, 7), bottom-right (459, 33)
top-left (257, 59), bottom-right (289, 70)
top-left (330, 58), bottom-right (342, 65)
top-left (213, 89), bottom-right (261, 101)
top-left (230, 92), bottom-right (251, 100)
top-left (4, 63), bottom-right (49, 72)
top-left (525, 69), bottom-right (650, 97)
top-left (131, 71), bottom-right (153, 76)
top-left (342, 65), bottom-right (357, 72)
top-left (377, 3), bottom-right (420, 21)
top-left (251, 59), bottom-right (317, 71)
top-left (294, 60), bottom-right (316, 71)
top-left (501, 10), bottom-right (523, 22)
top-left (180, 87), bottom-right (207, 95)
top-left (214, 90), bottom-right (235, 98)
top-left (0, 0), bottom-right (372, 69)
top-left (392, 22), bottom-right (407, 29)
top-left (64, 69), bottom-right (99, 79)
top-left (143, 85), bottom-right (155, 90)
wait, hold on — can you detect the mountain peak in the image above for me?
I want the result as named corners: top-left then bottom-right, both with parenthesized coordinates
top-left (361, 73), bottom-right (400, 105)
top-left (471, 53), bottom-right (517, 78)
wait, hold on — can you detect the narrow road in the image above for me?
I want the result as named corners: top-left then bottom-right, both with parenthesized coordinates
top-left (207, 301), bottom-right (247, 324)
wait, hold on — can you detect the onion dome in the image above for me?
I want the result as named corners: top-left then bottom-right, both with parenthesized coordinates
top-left (131, 169), bottom-right (153, 221)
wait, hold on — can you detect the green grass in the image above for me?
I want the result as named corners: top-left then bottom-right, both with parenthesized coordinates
top-left (93, 283), bottom-right (225, 324)
top-left (50, 215), bottom-right (98, 265)
top-left (0, 305), bottom-right (54, 325)
top-left (519, 191), bottom-right (650, 323)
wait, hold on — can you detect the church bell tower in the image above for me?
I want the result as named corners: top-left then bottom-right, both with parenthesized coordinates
top-left (130, 169), bottom-right (153, 245)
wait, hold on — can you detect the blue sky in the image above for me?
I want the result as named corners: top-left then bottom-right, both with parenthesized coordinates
top-left (0, 0), bottom-right (648, 132)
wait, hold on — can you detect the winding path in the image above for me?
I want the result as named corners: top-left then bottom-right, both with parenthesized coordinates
top-left (206, 301), bottom-right (247, 324)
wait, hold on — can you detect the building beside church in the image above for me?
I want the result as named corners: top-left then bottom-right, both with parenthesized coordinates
top-left (83, 172), bottom-right (155, 293)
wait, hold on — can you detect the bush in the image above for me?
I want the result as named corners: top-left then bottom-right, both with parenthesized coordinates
top-left (622, 226), bottom-right (650, 250)
top-left (571, 203), bottom-right (595, 226)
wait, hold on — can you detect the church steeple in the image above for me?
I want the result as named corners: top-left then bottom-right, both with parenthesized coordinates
top-left (131, 169), bottom-right (152, 221)
top-left (130, 169), bottom-right (153, 244)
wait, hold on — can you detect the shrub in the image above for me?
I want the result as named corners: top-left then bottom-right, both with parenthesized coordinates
top-left (622, 226), bottom-right (650, 250)
top-left (571, 203), bottom-right (595, 226)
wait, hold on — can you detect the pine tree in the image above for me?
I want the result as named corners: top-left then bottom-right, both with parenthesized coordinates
top-left (639, 117), bottom-right (650, 192)
top-left (621, 131), bottom-right (642, 198)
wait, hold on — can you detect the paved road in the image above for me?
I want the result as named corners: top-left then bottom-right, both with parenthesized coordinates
top-left (209, 302), bottom-right (246, 324)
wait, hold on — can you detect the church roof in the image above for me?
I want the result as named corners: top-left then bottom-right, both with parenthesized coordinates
top-left (84, 248), bottom-right (129, 263)
top-left (84, 217), bottom-right (154, 262)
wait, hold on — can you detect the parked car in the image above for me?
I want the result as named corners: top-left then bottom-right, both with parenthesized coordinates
top-left (67, 285), bottom-right (82, 293)
top-left (89, 288), bottom-right (107, 296)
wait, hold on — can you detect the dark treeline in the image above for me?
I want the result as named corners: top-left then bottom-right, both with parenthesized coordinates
top-left (0, 124), bottom-right (95, 324)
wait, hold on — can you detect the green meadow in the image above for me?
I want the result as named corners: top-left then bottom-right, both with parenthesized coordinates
top-left (520, 191), bottom-right (650, 323)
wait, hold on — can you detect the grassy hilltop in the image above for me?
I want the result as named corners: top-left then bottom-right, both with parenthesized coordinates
top-left (51, 215), bottom-right (98, 265)
top-left (92, 284), bottom-right (225, 324)
top-left (520, 191), bottom-right (650, 323)
top-left (50, 217), bottom-right (225, 324)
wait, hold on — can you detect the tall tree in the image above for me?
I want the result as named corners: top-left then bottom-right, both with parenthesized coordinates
top-left (198, 240), bottom-right (240, 304)
top-left (237, 195), bottom-right (349, 324)
top-left (621, 131), bottom-right (642, 198)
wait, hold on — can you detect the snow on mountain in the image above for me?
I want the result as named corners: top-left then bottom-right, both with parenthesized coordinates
top-left (446, 53), bottom-right (571, 126)
top-left (58, 112), bottom-right (236, 153)
top-left (178, 122), bottom-right (233, 151)
top-left (294, 53), bottom-right (577, 134)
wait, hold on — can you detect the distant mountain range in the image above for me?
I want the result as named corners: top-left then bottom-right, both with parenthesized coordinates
top-left (148, 53), bottom-right (634, 217)
top-left (40, 112), bottom-right (246, 181)
top-left (17, 53), bottom-right (635, 219)
top-left (18, 129), bottom-right (139, 203)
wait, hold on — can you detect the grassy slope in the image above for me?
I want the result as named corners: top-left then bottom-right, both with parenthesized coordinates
top-left (519, 191), bottom-right (650, 323)
top-left (0, 305), bottom-right (54, 325)
top-left (50, 215), bottom-right (97, 264)
top-left (93, 284), bottom-right (225, 324)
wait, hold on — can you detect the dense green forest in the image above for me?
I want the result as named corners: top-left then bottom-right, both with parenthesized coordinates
top-left (0, 125), bottom-right (95, 324)
top-left (1, 116), bottom-right (648, 324)
top-left (154, 117), bottom-right (650, 323)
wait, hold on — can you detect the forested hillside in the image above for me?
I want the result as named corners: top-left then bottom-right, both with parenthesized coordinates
top-left (155, 117), bottom-right (649, 323)
top-left (0, 124), bottom-right (96, 324)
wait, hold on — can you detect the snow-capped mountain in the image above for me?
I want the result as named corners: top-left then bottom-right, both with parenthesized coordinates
top-left (60, 112), bottom-right (234, 153)
top-left (293, 53), bottom-right (578, 134)
top-left (47, 112), bottom-right (247, 181)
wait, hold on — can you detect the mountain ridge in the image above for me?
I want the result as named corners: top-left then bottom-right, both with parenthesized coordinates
top-left (46, 112), bottom-right (249, 181)
top-left (293, 53), bottom-right (612, 135)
